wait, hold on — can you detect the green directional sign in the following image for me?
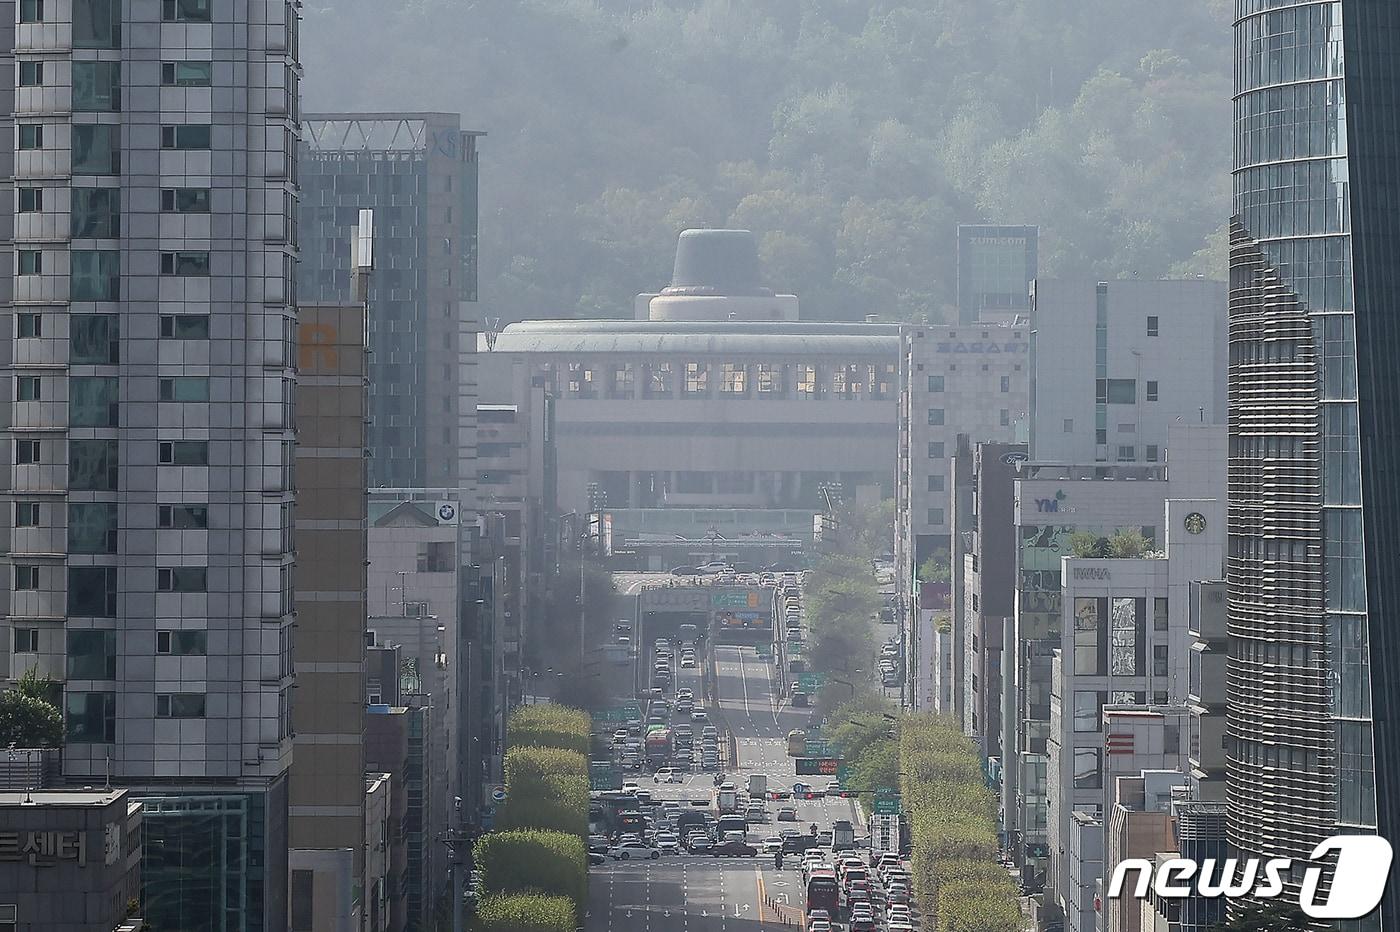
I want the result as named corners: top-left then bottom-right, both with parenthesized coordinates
top-left (589, 760), bottom-right (621, 791)
top-left (872, 787), bottom-right (901, 814)
top-left (797, 673), bottom-right (823, 691)
top-left (593, 702), bottom-right (642, 724)
top-left (786, 641), bottom-right (803, 656)
top-left (804, 739), bottom-right (830, 756)
top-left (836, 765), bottom-right (853, 787)
top-left (754, 644), bottom-right (772, 659)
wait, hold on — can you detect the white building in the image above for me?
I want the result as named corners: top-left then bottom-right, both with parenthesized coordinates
top-left (0, 2), bottom-right (300, 926)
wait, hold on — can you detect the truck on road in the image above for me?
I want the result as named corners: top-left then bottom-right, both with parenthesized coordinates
top-left (747, 773), bottom-right (767, 798)
top-left (645, 728), bottom-right (673, 768)
top-left (832, 819), bottom-right (855, 851)
top-left (713, 783), bottom-right (739, 814)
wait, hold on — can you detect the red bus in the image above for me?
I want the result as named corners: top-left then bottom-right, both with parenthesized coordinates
top-left (805, 868), bottom-right (839, 916)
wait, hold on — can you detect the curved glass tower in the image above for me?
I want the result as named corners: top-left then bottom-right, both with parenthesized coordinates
top-left (1228, 1), bottom-right (1400, 925)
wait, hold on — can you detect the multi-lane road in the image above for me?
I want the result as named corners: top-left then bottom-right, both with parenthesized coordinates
top-left (587, 643), bottom-right (865, 932)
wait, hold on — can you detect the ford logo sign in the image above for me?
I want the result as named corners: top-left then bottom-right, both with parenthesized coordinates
top-left (1000, 452), bottom-right (1029, 465)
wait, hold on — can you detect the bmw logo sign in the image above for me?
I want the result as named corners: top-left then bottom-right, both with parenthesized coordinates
top-left (438, 504), bottom-right (457, 522)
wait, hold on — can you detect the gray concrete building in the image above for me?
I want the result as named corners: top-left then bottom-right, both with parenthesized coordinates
top-left (480, 230), bottom-right (900, 564)
top-left (0, 2), bottom-right (299, 926)
top-left (0, 789), bottom-right (143, 932)
top-left (956, 224), bottom-right (1037, 325)
top-left (1028, 279), bottom-right (1227, 466)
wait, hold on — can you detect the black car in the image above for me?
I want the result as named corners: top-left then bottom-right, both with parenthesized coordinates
top-left (588, 851), bottom-right (607, 866)
top-left (781, 835), bottom-right (819, 854)
top-left (711, 841), bottom-right (758, 857)
top-left (670, 566), bottom-right (701, 576)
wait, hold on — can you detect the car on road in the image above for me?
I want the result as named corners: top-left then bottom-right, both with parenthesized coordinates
top-left (687, 834), bottom-right (713, 852)
top-left (696, 561), bottom-right (731, 575)
top-left (655, 833), bottom-right (680, 853)
top-left (588, 851), bottom-right (607, 866)
top-left (608, 841), bottom-right (661, 860)
top-left (710, 840), bottom-right (758, 857)
top-left (886, 884), bottom-right (911, 905)
top-left (702, 725), bottom-right (718, 737)
top-left (670, 566), bottom-right (701, 576)
top-left (691, 709), bottom-right (708, 722)
top-left (761, 836), bottom-right (783, 854)
top-left (621, 781), bottom-right (640, 794)
top-left (776, 806), bottom-right (798, 821)
top-left (679, 655), bottom-right (696, 669)
top-left (849, 920), bottom-right (876, 932)
top-left (816, 830), bottom-right (834, 847)
top-left (808, 921), bottom-right (832, 932)
top-left (782, 835), bottom-right (819, 854)
top-left (886, 906), bottom-right (913, 925)
top-left (677, 687), bottom-right (693, 699)
top-left (745, 804), bottom-right (767, 823)
top-left (653, 768), bottom-right (682, 783)
top-left (825, 780), bottom-right (842, 794)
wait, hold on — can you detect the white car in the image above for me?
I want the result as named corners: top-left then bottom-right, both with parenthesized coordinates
top-left (609, 842), bottom-right (661, 861)
top-left (655, 833), bottom-right (680, 853)
top-left (621, 780), bottom-right (640, 794)
top-left (680, 655), bottom-right (696, 669)
top-left (696, 561), bottom-right (731, 575)
top-left (653, 768), bottom-right (682, 784)
top-left (761, 836), bottom-right (784, 854)
top-left (809, 921), bottom-right (832, 932)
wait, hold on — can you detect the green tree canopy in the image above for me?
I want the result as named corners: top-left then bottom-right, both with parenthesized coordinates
top-left (0, 683), bottom-right (62, 749)
top-left (475, 830), bottom-right (587, 907)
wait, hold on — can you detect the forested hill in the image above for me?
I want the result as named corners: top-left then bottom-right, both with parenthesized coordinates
top-left (302, 0), bottom-right (1232, 323)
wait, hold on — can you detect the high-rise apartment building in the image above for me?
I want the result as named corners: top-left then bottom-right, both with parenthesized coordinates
top-left (1227, 2), bottom-right (1400, 923)
top-left (956, 225), bottom-right (1037, 325)
top-left (298, 113), bottom-right (481, 492)
top-left (0, 2), bottom-right (299, 927)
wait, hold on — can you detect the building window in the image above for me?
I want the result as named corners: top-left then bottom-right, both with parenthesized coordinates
top-left (157, 567), bottom-right (207, 592)
top-left (69, 376), bottom-right (119, 427)
top-left (160, 187), bottom-right (212, 213)
top-left (71, 188), bottom-right (120, 239)
top-left (162, 0), bottom-right (211, 22)
top-left (73, 0), bottom-right (121, 48)
top-left (1146, 381), bottom-right (1159, 402)
top-left (926, 508), bottom-right (945, 526)
top-left (70, 250), bottom-right (120, 301)
top-left (927, 474), bottom-right (945, 493)
top-left (1074, 748), bottom-right (1102, 789)
top-left (70, 314), bottom-right (119, 364)
top-left (1147, 316), bottom-right (1159, 337)
top-left (1000, 375), bottom-right (1010, 393)
top-left (160, 251), bottom-right (211, 276)
top-left (15, 377), bottom-right (40, 401)
top-left (72, 125), bottom-right (119, 174)
top-left (68, 502), bottom-right (117, 554)
top-left (1099, 378), bottom-right (1136, 404)
top-left (17, 188), bottom-right (41, 213)
top-left (683, 362), bottom-right (708, 396)
top-left (1117, 445), bottom-right (1136, 462)
top-left (927, 375), bottom-right (944, 393)
top-left (13, 628), bottom-right (39, 654)
top-left (13, 566), bottom-right (39, 591)
top-left (416, 541), bottom-right (454, 573)
top-left (16, 314), bottom-right (40, 339)
top-left (155, 693), bottom-right (206, 718)
top-left (1153, 644), bottom-right (1170, 678)
top-left (68, 566), bottom-right (117, 617)
top-left (160, 315), bottom-right (210, 340)
top-left (14, 502), bottom-right (39, 527)
top-left (1074, 692), bottom-right (1104, 733)
top-left (999, 409), bottom-right (1010, 427)
top-left (1063, 418), bottom-right (1074, 433)
top-left (158, 441), bottom-right (209, 466)
top-left (157, 630), bottom-right (208, 656)
top-left (18, 61), bottom-right (43, 87)
top-left (65, 692), bottom-right (115, 743)
top-left (608, 364), bottom-right (634, 399)
top-left (720, 363), bottom-right (747, 395)
top-left (161, 61), bottom-right (213, 86)
top-left (17, 251), bottom-right (41, 275)
top-left (927, 409), bottom-right (945, 426)
top-left (69, 440), bottom-right (117, 491)
top-left (158, 505), bottom-right (209, 529)
top-left (160, 125), bottom-right (212, 150)
top-left (1145, 444), bottom-right (1159, 462)
top-left (158, 377), bottom-right (210, 402)
top-left (15, 441), bottom-right (40, 465)
top-left (20, 0), bottom-right (44, 22)
top-left (67, 629), bottom-right (116, 679)
top-left (928, 441), bottom-right (944, 459)
top-left (796, 364), bottom-right (818, 398)
top-left (756, 364), bottom-right (784, 396)
top-left (1154, 597), bottom-right (1169, 631)
top-left (72, 61), bottom-right (120, 111)
top-left (18, 125), bottom-right (43, 150)
top-left (643, 362), bottom-right (672, 398)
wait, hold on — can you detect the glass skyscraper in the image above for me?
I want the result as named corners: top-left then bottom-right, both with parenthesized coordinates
top-left (1227, 1), bottom-right (1400, 925)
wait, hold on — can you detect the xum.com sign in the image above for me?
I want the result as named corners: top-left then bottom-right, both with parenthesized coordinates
top-left (1108, 836), bottom-right (1394, 920)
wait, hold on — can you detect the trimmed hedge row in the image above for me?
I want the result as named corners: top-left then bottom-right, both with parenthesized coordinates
top-left (476, 829), bottom-right (587, 908)
top-left (507, 705), bottom-right (591, 756)
top-left (899, 715), bottom-right (1021, 932)
top-left (497, 744), bottom-right (589, 837)
top-left (470, 893), bottom-right (575, 932)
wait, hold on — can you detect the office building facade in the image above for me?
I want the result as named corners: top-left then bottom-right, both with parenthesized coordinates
top-left (0, 2), bottom-right (300, 927)
top-left (298, 113), bottom-right (481, 492)
top-left (956, 224), bottom-right (1037, 325)
top-left (1227, 3), bottom-right (1400, 923)
top-left (1029, 279), bottom-right (1227, 466)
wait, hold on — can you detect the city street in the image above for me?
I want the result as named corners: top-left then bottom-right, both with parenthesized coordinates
top-left (586, 642), bottom-right (866, 932)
